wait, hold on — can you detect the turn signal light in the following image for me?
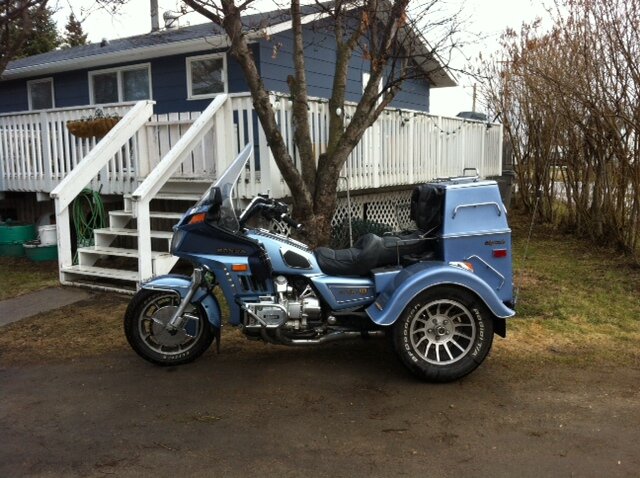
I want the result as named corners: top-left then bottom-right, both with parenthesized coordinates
top-left (188, 213), bottom-right (206, 225)
top-left (231, 264), bottom-right (248, 272)
top-left (493, 249), bottom-right (508, 258)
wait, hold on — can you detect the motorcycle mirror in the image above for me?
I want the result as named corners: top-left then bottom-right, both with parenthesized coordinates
top-left (204, 187), bottom-right (222, 206)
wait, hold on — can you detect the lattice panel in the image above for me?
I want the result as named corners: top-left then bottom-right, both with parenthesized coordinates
top-left (332, 189), bottom-right (415, 231)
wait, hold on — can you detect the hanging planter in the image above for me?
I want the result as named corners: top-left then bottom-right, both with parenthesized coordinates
top-left (67, 109), bottom-right (121, 139)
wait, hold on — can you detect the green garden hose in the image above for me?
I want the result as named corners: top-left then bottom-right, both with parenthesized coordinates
top-left (72, 189), bottom-right (106, 263)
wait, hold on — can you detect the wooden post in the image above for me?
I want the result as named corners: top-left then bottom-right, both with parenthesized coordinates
top-left (136, 198), bottom-right (153, 283)
top-left (40, 111), bottom-right (53, 191)
top-left (55, 203), bottom-right (73, 283)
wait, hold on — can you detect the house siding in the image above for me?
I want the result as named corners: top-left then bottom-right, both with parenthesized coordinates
top-left (259, 23), bottom-right (430, 112)
top-left (0, 46), bottom-right (257, 115)
top-left (1, 24), bottom-right (430, 115)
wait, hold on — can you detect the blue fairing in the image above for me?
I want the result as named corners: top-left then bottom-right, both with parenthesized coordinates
top-left (141, 275), bottom-right (222, 328)
top-left (366, 262), bottom-right (515, 326)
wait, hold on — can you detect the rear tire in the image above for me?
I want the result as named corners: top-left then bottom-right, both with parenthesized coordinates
top-left (124, 289), bottom-right (215, 366)
top-left (393, 286), bottom-right (494, 382)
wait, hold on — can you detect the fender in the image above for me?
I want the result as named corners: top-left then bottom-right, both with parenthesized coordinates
top-left (366, 262), bottom-right (515, 326)
top-left (141, 274), bottom-right (222, 328)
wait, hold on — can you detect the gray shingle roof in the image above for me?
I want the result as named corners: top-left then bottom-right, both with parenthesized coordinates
top-left (3, 7), bottom-right (295, 75)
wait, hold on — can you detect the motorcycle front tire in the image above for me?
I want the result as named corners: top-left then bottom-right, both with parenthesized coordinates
top-left (124, 289), bottom-right (215, 366)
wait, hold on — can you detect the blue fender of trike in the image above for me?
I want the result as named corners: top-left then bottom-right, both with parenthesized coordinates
top-left (141, 274), bottom-right (222, 328)
top-left (366, 262), bottom-right (515, 326)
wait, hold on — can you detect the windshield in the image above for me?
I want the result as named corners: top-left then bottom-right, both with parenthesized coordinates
top-left (196, 143), bottom-right (253, 233)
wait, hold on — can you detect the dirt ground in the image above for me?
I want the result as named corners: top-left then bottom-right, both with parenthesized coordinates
top-left (1, 301), bottom-right (639, 478)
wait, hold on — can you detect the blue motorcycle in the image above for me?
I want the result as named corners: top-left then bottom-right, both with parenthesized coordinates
top-left (124, 144), bottom-right (515, 382)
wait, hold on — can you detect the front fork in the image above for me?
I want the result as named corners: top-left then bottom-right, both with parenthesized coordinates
top-left (165, 268), bottom-right (203, 332)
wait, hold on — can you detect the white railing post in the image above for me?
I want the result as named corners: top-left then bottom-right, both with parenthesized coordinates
top-left (214, 98), bottom-right (230, 178)
top-left (40, 111), bottom-right (53, 191)
top-left (54, 203), bottom-right (73, 282)
top-left (136, 198), bottom-right (153, 282)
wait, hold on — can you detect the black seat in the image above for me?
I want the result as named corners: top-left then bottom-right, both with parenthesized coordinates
top-left (315, 184), bottom-right (445, 277)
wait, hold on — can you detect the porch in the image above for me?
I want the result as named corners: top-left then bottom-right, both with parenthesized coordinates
top-left (0, 93), bottom-right (503, 291)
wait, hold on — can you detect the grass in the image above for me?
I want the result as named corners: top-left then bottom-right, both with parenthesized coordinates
top-left (0, 256), bottom-right (59, 300)
top-left (1, 212), bottom-right (639, 368)
top-left (492, 209), bottom-right (640, 367)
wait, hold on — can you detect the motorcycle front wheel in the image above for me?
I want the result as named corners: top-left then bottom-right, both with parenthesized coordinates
top-left (124, 290), bottom-right (215, 366)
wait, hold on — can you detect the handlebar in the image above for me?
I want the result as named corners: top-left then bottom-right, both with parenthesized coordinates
top-left (238, 198), bottom-right (303, 230)
top-left (280, 213), bottom-right (303, 230)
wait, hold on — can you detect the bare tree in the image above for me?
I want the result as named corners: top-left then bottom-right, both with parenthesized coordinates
top-left (0, 0), bottom-right (50, 76)
top-left (483, 0), bottom-right (640, 261)
top-left (178, 0), bottom-right (459, 245)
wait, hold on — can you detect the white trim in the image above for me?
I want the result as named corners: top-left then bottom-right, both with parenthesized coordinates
top-left (27, 77), bottom-right (55, 110)
top-left (88, 63), bottom-right (152, 105)
top-left (185, 52), bottom-right (228, 100)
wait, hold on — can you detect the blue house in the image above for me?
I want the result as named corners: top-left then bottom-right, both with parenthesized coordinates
top-left (0, 4), bottom-right (504, 292)
top-left (0, 6), bottom-right (455, 116)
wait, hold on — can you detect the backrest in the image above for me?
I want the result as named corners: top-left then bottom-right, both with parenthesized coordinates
top-left (410, 184), bottom-right (445, 233)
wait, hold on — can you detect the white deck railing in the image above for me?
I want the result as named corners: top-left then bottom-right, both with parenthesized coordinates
top-left (0, 92), bottom-right (503, 198)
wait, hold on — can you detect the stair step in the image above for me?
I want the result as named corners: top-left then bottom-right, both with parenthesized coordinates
top-left (110, 210), bottom-right (184, 220)
top-left (60, 280), bottom-right (136, 295)
top-left (77, 246), bottom-right (172, 259)
top-left (153, 192), bottom-right (202, 202)
top-left (94, 227), bottom-right (173, 239)
top-left (62, 265), bottom-right (138, 282)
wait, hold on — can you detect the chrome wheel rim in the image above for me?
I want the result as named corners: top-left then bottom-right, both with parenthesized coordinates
top-left (138, 294), bottom-right (203, 356)
top-left (409, 299), bottom-right (477, 365)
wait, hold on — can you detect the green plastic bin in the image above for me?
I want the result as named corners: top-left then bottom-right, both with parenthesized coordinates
top-left (0, 222), bottom-right (37, 257)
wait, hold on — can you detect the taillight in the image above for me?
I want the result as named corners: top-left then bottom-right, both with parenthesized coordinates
top-left (492, 249), bottom-right (508, 258)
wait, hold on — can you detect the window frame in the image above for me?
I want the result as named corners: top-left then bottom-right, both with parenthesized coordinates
top-left (27, 77), bottom-right (55, 110)
top-left (186, 52), bottom-right (228, 100)
top-left (88, 63), bottom-right (152, 105)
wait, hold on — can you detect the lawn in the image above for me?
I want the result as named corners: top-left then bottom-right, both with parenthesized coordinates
top-left (493, 210), bottom-right (640, 366)
top-left (0, 256), bottom-right (59, 301)
top-left (1, 212), bottom-right (639, 367)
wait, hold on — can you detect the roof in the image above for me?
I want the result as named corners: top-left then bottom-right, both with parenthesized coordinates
top-left (2, 3), bottom-right (456, 87)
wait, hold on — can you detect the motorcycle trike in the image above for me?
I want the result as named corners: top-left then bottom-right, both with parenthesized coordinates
top-left (124, 144), bottom-right (516, 382)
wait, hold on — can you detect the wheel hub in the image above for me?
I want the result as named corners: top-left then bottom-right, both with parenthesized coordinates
top-left (150, 306), bottom-right (188, 347)
top-left (426, 316), bottom-right (453, 341)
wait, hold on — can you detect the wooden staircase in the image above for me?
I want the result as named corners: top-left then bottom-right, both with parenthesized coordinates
top-left (51, 95), bottom-right (233, 294)
top-left (60, 184), bottom-right (208, 293)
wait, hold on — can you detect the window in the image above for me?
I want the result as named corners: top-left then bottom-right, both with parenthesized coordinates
top-left (89, 64), bottom-right (151, 104)
top-left (28, 78), bottom-right (55, 110)
top-left (186, 53), bottom-right (227, 99)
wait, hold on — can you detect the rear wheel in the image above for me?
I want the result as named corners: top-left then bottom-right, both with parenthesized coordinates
top-left (393, 286), bottom-right (494, 382)
top-left (124, 290), bottom-right (215, 366)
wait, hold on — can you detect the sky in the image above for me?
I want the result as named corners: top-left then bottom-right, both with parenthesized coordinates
top-left (52, 0), bottom-right (551, 117)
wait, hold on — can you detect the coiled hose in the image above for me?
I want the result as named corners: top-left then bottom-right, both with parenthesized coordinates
top-left (72, 189), bottom-right (106, 263)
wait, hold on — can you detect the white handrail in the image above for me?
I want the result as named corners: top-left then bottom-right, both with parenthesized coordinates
top-left (50, 100), bottom-right (154, 210)
top-left (131, 94), bottom-right (228, 203)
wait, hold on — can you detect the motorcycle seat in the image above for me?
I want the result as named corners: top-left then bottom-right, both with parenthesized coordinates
top-left (315, 231), bottom-right (432, 276)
